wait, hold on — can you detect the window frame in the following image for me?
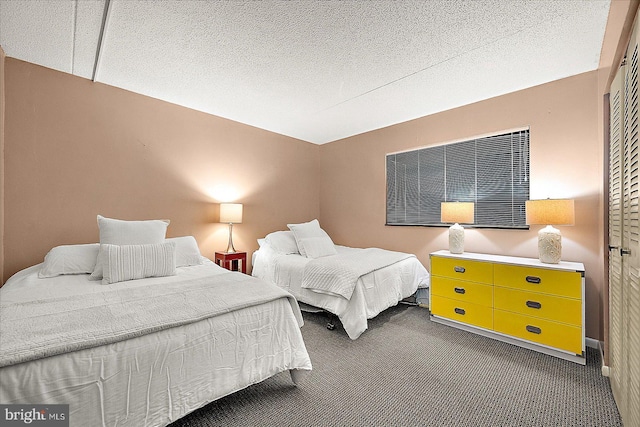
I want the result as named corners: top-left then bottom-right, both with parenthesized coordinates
top-left (385, 128), bottom-right (530, 230)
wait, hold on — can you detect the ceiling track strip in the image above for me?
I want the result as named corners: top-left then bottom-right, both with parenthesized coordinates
top-left (71, 0), bottom-right (78, 74)
top-left (92, 0), bottom-right (112, 82)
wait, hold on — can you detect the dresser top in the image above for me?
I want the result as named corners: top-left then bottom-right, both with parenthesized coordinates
top-left (430, 250), bottom-right (585, 273)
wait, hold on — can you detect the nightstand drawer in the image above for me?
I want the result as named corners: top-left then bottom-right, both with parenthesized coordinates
top-left (431, 277), bottom-right (493, 307)
top-left (431, 257), bottom-right (493, 284)
top-left (431, 295), bottom-right (493, 330)
top-left (494, 264), bottom-right (581, 299)
top-left (494, 287), bottom-right (582, 326)
top-left (494, 309), bottom-right (582, 355)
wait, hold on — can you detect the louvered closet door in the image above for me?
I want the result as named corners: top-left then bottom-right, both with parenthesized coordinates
top-left (622, 16), bottom-right (640, 426)
top-left (609, 61), bottom-right (626, 420)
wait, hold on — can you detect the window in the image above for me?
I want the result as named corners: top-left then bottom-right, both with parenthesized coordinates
top-left (386, 129), bottom-right (530, 228)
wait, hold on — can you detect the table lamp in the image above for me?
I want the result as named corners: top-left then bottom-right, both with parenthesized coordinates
top-left (525, 199), bottom-right (574, 264)
top-left (441, 202), bottom-right (475, 254)
top-left (220, 203), bottom-right (243, 253)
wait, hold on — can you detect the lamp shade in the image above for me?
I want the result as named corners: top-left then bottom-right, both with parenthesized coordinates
top-left (220, 203), bottom-right (243, 224)
top-left (525, 199), bottom-right (574, 226)
top-left (441, 202), bottom-right (475, 224)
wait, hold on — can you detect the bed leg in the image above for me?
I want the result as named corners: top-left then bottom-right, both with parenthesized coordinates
top-left (289, 369), bottom-right (309, 385)
top-left (326, 313), bottom-right (336, 330)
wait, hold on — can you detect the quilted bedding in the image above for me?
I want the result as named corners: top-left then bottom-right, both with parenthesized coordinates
top-left (0, 270), bottom-right (300, 368)
top-left (0, 260), bottom-right (312, 427)
top-left (301, 248), bottom-right (414, 299)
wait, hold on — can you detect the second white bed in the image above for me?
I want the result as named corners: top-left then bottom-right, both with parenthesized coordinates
top-left (253, 245), bottom-right (430, 340)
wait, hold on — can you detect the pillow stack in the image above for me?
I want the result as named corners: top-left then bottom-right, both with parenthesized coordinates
top-left (38, 215), bottom-right (204, 284)
top-left (260, 219), bottom-right (337, 259)
top-left (91, 215), bottom-right (171, 281)
top-left (287, 219), bottom-right (337, 259)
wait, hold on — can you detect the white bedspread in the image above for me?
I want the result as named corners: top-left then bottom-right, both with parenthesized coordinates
top-left (253, 245), bottom-right (430, 339)
top-left (0, 269), bottom-right (300, 368)
top-left (0, 260), bottom-right (312, 427)
top-left (302, 248), bottom-right (413, 299)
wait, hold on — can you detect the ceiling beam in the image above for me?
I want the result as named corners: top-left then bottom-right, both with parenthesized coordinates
top-left (92, 0), bottom-right (112, 82)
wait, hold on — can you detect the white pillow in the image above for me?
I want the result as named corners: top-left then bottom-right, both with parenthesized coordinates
top-left (166, 236), bottom-right (203, 267)
top-left (96, 215), bottom-right (170, 244)
top-left (287, 219), bottom-right (337, 259)
top-left (100, 242), bottom-right (176, 285)
top-left (265, 230), bottom-right (299, 254)
top-left (39, 243), bottom-right (100, 278)
top-left (91, 215), bottom-right (170, 279)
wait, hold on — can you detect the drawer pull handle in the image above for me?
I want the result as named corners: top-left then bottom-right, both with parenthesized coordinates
top-left (526, 300), bottom-right (542, 309)
top-left (454, 266), bottom-right (466, 273)
top-left (454, 308), bottom-right (466, 315)
top-left (526, 325), bottom-right (542, 334)
top-left (454, 287), bottom-right (466, 294)
top-left (525, 276), bottom-right (541, 284)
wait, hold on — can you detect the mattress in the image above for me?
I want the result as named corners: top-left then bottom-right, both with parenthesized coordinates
top-left (252, 245), bottom-right (430, 339)
top-left (0, 259), bottom-right (312, 427)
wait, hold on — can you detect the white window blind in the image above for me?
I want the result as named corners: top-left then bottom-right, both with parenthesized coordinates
top-left (386, 129), bottom-right (530, 228)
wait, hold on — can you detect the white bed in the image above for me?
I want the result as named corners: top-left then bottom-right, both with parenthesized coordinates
top-left (0, 258), bottom-right (312, 427)
top-left (252, 240), bottom-right (430, 340)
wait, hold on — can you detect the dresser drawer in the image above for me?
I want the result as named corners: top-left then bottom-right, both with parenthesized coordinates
top-left (494, 309), bottom-right (582, 354)
top-left (494, 286), bottom-right (581, 326)
top-left (431, 256), bottom-right (493, 284)
top-left (431, 295), bottom-right (493, 330)
top-left (494, 264), bottom-right (581, 299)
top-left (431, 276), bottom-right (493, 307)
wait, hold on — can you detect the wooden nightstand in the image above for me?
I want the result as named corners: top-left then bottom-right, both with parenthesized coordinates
top-left (214, 251), bottom-right (247, 274)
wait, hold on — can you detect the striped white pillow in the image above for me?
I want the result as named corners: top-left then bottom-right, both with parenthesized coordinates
top-left (101, 242), bottom-right (177, 285)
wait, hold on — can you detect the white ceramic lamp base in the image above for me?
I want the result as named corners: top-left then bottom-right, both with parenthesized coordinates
top-left (449, 223), bottom-right (465, 254)
top-left (538, 225), bottom-right (562, 264)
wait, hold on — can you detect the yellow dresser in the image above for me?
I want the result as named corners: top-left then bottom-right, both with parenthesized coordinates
top-left (430, 250), bottom-right (586, 364)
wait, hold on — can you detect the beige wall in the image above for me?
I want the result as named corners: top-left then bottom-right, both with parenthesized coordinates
top-left (318, 71), bottom-right (604, 339)
top-left (2, 58), bottom-right (319, 281)
top-left (0, 61), bottom-right (608, 341)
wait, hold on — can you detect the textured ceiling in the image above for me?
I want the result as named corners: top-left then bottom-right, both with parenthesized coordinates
top-left (0, 0), bottom-right (611, 144)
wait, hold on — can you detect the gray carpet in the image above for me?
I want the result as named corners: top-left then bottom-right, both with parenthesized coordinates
top-left (170, 305), bottom-right (622, 427)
